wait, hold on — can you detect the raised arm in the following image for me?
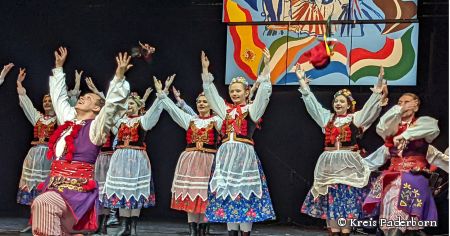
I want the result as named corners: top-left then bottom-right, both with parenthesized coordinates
top-left (156, 82), bottom-right (192, 130)
top-left (0, 63), bottom-right (14, 86)
top-left (201, 51), bottom-right (227, 119)
top-left (353, 67), bottom-right (386, 131)
top-left (16, 68), bottom-right (41, 125)
top-left (140, 76), bottom-right (168, 130)
top-left (89, 52), bottom-right (131, 145)
top-left (49, 47), bottom-right (76, 123)
top-left (295, 64), bottom-right (331, 128)
top-left (141, 86), bottom-right (153, 106)
top-left (376, 105), bottom-right (402, 139)
top-left (85, 76), bottom-right (106, 99)
top-left (67, 70), bottom-right (82, 107)
top-left (173, 86), bottom-right (197, 116)
top-left (249, 48), bottom-right (272, 122)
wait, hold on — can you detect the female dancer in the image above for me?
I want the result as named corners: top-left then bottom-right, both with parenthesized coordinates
top-left (362, 93), bottom-right (443, 236)
top-left (156, 81), bottom-right (222, 236)
top-left (202, 49), bottom-right (276, 236)
top-left (297, 65), bottom-right (387, 236)
top-left (103, 75), bottom-right (173, 236)
top-left (16, 68), bottom-right (57, 232)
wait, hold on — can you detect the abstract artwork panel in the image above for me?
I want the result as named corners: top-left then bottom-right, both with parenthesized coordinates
top-left (223, 0), bottom-right (417, 23)
top-left (225, 25), bottom-right (288, 85)
top-left (223, 0), bottom-right (351, 23)
top-left (349, 23), bottom-right (419, 85)
top-left (348, 0), bottom-right (417, 21)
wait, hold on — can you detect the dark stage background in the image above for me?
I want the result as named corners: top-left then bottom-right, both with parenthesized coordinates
top-left (0, 0), bottom-right (448, 233)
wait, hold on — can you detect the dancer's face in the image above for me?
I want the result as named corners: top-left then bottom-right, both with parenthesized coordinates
top-left (196, 95), bottom-right (211, 117)
top-left (333, 95), bottom-right (350, 115)
top-left (398, 95), bottom-right (418, 119)
top-left (42, 95), bottom-right (54, 114)
top-left (75, 93), bottom-right (102, 114)
top-left (228, 83), bottom-right (249, 105)
top-left (127, 98), bottom-right (140, 116)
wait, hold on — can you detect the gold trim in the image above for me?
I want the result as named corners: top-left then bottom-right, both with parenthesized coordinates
top-left (116, 145), bottom-right (145, 150)
top-left (185, 147), bottom-right (217, 153)
top-left (324, 146), bottom-right (357, 151)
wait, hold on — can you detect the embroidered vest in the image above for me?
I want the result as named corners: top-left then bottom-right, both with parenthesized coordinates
top-left (185, 120), bottom-right (218, 153)
top-left (324, 114), bottom-right (360, 150)
top-left (221, 111), bottom-right (258, 145)
top-left (117, 121), bottom-right (147, 149)
top-left (32, 119), bottom-right (56, 145)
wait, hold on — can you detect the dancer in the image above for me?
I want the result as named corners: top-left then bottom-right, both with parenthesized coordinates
top-left (297, 65), bottom-right (387, 236)
top-left (202, 49), bottom-right (276, 236)
top-left (362, 93), bottom-right (443, 235)
top-left (0, 63), bottom-right (14, 86)
top-left (102, 75), bottom-right (174, 236)
top-left (16, 68), bottom-right (57, 233)
top-left (156, 80), bottom-right (222, 236)
top-left (31, 47), bottom-right (130, 235)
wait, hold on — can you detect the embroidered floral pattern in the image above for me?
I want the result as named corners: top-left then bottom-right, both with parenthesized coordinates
top-left (302, 184), bottom-right (365, 220)
top-left (205, 160), bottom-right (276, 223)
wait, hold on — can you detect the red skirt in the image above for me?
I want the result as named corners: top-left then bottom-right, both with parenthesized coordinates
top-left (171, 195), bottom-right (208, 214)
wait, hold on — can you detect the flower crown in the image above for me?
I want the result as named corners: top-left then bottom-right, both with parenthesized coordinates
top-left (230, 76), bottom-right (249, 87)
top-left (334, 89), bottom-right (356, 112)
top-left (129, 92), bottom-right (143, 108)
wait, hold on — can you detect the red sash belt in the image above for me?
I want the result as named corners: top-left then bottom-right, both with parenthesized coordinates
top-left (47, 160), bottom-right (96, 192)
top-left (389, 156), bottom-right (428, 172)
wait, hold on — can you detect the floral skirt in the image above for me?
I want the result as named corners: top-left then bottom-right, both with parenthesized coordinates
top-left (205, 157), bottom-right (276, 223)
top-left (301, 183), bottom-right (365, 220)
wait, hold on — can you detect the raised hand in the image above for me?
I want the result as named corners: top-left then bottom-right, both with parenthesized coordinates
top-left (172, 86), bottom-right (182, 103)
top-left (85, 76), bottom-right (100, 94)
top-left (295, 63), bottom-right (310, 89)
top-left (17, 68), bottom-right (26, 84)
top-left (54, 47), bottom-right (68, 68)
top-left (163, 74), bottom-right (176, 94)
top-left (0, 63), bottom-right (14, 79)
top-left (261, 48), bottom-right (271, 76)
top-left (139, 41), bottom-right (156, 55)
top-left (263, 48), bottom-right (270, 66)
top-left (115, 52), bottom-right (133, 79)
top-left (74, 70), bottom-right (83, 90)
top-left (142, 86), bottom-right (154, 104)
top-left (153, 76), bottom-right (163, 94)
top-left (378, 66), bottom-right (384, 79)
top-left (201, 50), bottom-right (210, 74)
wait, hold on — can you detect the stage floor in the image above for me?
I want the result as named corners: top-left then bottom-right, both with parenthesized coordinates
top-left (0, 217), bottom-right (376, 236)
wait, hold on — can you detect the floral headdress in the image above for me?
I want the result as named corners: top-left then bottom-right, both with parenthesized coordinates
top-left (334, 89), bottom-right (356, 112)
top-left (229, 76), bottom-right (249, 89)
top-left (129, 92), bottom-right (144, 108)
